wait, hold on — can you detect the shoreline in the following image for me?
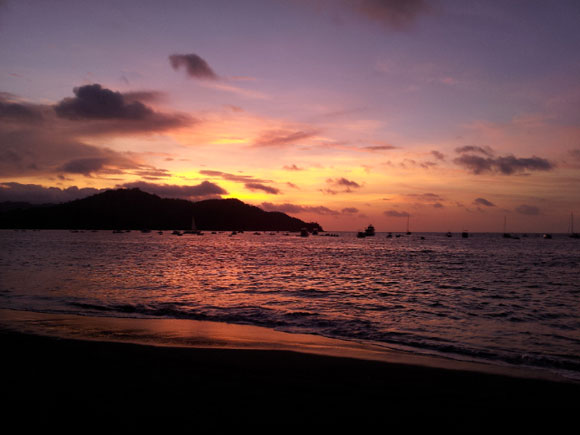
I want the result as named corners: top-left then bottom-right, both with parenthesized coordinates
top-left (2, 309), bottom-right (580, 426)
top-left (0, 308), bottom-right (575, 384)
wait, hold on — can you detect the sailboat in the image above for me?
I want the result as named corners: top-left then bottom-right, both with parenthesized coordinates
top-left (406, 216), bottom-right (411, 235)
top-left (570, 212), bottom-right (579, 239)
top-left (502, 216), bottom-right (512, 238)
top-left (184, 216), bottom-right (202, 235)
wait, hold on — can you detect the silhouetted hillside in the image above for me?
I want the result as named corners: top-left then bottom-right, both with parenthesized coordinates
top-left (0, 188), bottom-right (323, 232)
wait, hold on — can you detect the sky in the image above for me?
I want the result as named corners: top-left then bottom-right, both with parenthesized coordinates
top-left (1, 0), bottom-right (579, 232)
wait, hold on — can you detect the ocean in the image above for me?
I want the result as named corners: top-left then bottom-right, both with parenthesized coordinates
top-left (1, 229), bottom-right (579, 381)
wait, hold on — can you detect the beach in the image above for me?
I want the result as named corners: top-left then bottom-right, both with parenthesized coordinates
top-left (2, 310), bottom-right (579, 429)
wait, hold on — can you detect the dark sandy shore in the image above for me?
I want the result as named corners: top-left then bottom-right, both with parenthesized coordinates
top-left (2, 310), bottom-right (579, 429)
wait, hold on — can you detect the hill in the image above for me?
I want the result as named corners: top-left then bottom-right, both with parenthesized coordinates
top-left (0, 188), bottom-right (323, 232)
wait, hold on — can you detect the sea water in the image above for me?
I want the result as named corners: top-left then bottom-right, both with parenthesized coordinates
top-left (1, 230), bottom-right (579, 380)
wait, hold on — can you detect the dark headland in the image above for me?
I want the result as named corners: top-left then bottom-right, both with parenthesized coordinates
top-left (0, 188), bottom-right (322, 232)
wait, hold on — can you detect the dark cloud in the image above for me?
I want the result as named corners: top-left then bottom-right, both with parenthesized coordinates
top-left (1, 88), bottom-right (189, 182)
top-left (515, 204), bottom-right (540, 216)
top-left (432, 202), bottom-right (444, 208)
top-left (0, 97), bottom-right (43, 123)
top-left (384, 210), bottom-right (410, 217)
top-left (399, 159), bottom-right (438, 169)
top-left (406, 192), bottom-right (443, 202)
top-left (200, 169), bottom-right (281, 194)
top-left (431, 150), bottom-right (445, 160)
top-left (341, 207), bottom-right (359, 214)
top-left (454, 154), bottom-right (553, 175)
top-left (324, 178), bottom-right (361, 194)
top-left (55, 84), bottom-right (153, 120)
top-left (261, 202), bottom-right (340, 216)
top-left (53, 84), bottom-right (190, 133)
top-left (199, 170), bottom-right (270, 184)
top-left (353, 0), bottom-right (429, 30)
top-left (0, 182), bottom-right (104, 204)
top-left (121, 91), bottom-right (166, 103)
top-left (244, 183), bottom-right (280, 194)
top-left (119, 181), bottom-right (227, 200)
top-left (254, 129), bottom-right (318, 147)
top-left (455, 145), bottom-right (494, 157)
top-left (59, 157), bottom-right (111, 175)
top-left (0, 128), bottom-right (136, 177)
top-left (474, 197), bottom-right (495, 207)
top-left (169, 54), bottom-right (218, 80)
top-left (363, 145), bottom-right (397, 151)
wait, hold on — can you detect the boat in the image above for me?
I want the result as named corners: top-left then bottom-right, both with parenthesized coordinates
top-left (300, 228), bottom-right (309, 237)
top-left (172, 230), bottom-right (183, 236)
top-left (406, 216), bottom-right (411, 235)
top-left (364, 224), bottom-right (375, 237)
top-left (543, 233), bottom-right (552, 239)
top-left (446, 231), bottom-right (452, 237)
top-left (183, 217), bottom-right (202, 235)
top-left (569, 212), bottom-right (579, 239)
top-left (461, 230), bottom-right (469, 238)
top-left (357, 231), bottom-right (366, 238)
top-left (502, 216), bottom-right (518, 238)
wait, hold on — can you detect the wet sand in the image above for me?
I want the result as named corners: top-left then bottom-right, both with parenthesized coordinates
top-left (2, 310), bottom-right (579, 429)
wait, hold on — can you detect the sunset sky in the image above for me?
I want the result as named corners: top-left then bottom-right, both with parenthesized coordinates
top-left (1, 0), bottom-right (579, 232)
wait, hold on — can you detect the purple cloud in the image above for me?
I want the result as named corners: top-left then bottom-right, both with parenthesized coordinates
top-left (169, 53), bottom-right (218, 80)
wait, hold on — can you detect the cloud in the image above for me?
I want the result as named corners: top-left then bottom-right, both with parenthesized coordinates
top-left (384, 210), bottom-right (410, 217)
top-left (454, 153), bottom-right (553, 175)
top-left (474, 197), bottom-right (495, 207)
top-left (58, 157), bottom-right (111, 175)
top-left (430, 150), bottom-right (445, 160)
top-left (199, 169), bottom-right (269, 184)
top-left (341, 207), bottom-right (359, 214)
top-left (119, 181), bottom-right (227, 200)
top-left (244, 182), bottom-right (280, 194)
top-left (0, 96), bottom-right (43, 123)
top-left (53, 84), bottom-right (190, 133)
top-left (55, 84), bottom-right (153, 120)
top-left (350, 0), bottom-right (429, 30)
top-left (260, 202), bottom-right (340, 216)
top-left (363, 144), bottom-right (397, 151)
top-left (399, 159), bottom-right (438, 170)
top-left (406, 192), bottom-right (443, 202)
top-left (324, 177), bottom-right (362, 194)
top-left (455, 145), bottom-right (494, 157)
top-left (515, 204), bottom-right (540, 216)
top-left (283, 164), bottom-right (304, 171)
top-left (0, 182), bottom-right (104, 204)
top-left (253, 129), bottom-right (318, 147)
top-left (200, 169), bottom-right (281, 194)
top-left (0, 127), bottom-right (143, 177)
top-left (169, 53), bottom-right (218, 80)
